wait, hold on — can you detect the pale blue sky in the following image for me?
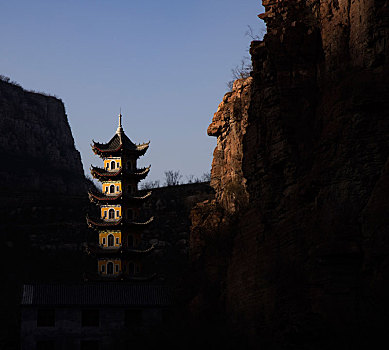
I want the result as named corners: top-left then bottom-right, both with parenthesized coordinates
top-left (1, 0), bottom-right (265, 184)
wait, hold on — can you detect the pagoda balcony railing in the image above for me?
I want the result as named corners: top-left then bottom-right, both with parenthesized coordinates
top-left (99, 244), bottom-right (122, 249)
top-left (104, 191), bottom-right (122, 196)
top-left (105, 166), bottom-right (122, 172)
top-left (102, 217), bottom-right (122, 222)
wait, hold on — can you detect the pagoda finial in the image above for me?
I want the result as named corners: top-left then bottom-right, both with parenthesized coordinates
top-left (116, 110), bottom-right (123, 134)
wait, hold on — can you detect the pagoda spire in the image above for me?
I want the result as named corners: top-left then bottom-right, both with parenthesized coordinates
top-left (116, 111), bottom-right (123, 135)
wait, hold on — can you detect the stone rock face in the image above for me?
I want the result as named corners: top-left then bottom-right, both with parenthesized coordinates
top-left (190, 0), bottom-right (389, 348)
top-left (207, 78), bottom-right (251, 213)
top-left (0, 79), bottom-right (86, 196)
top-left (0, 79), bottom-right (90, 348)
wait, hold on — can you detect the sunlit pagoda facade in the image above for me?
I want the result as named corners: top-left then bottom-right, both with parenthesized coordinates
top-left (86, 113), bottom-right (154, 280)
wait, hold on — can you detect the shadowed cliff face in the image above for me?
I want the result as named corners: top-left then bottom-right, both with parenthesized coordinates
top-left (0, 79), bottom-right (86, 196)
top-left (0, 79), bottom-right (89, 349)
top-left (190, 0), bottom-right (389, 348)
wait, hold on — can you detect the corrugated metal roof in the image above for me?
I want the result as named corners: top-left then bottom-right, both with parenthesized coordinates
top-left (21, 283), bottom-right (174, 307)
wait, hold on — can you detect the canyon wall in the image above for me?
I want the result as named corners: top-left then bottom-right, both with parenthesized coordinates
top-left (0, 78), bottom-right (86, 197)
top-left (0, 78), bottom-right (89, 348)
top-left (190, 0), bottom-right (389, 348)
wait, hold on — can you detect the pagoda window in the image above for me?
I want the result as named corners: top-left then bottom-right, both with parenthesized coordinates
top-left (109, 185), bottom-right (115, 193)
top-left (108, 234), bottom-right (114, 247)
top-left (101, 264), bottom-right (105, 272)
top-left (117, 162), bottom-right (120, 168)
top-left (102, 237), bottom-right (106, 245)
top-left (108, 209), bottom-right (115, 219)
top-left (107, 262), bottom-right (114, 274)
top-left (115, 264), bottom-right (119, 273)
top-left (111, 161), bottom-right (116, 170)
top-left (116, 210), bottom-right (120, 218)
top-left (116, 238), bottom-right (119, 245)
top-left (116, 186), bottom-right (120, 192)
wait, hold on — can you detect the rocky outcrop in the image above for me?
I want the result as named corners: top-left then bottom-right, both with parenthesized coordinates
top-left (0, 78), bottom-right (86, 196)
top-left (190, 0), bottom-right (389, 348)
top-left (207, 78), bottom-right (251, 213)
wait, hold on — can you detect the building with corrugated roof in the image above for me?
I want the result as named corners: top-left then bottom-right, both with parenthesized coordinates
top-left (21, 283), bottom-right (174, 349)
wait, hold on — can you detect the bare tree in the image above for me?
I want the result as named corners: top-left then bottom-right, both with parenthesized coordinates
top-left (186, 174), bottom-right (196, 184)
top-left (226, 56), bottom-right (252, 91)
top-left (140, 180), bottom-right (160, 190)
top-left (226, 25), bottom-right (265, 91)
top-left (201, 171), bottom-right (211, 182)
top-left (245, 25), bottom-right (264, 41)
top-left (164, 170), bottom-right (183, 186)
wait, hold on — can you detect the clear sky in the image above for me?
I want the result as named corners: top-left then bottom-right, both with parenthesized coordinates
top-left (1, 0), bottom-right (265, 184)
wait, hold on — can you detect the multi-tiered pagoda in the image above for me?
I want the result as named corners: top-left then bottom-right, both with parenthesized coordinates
top-left (86, 113), bottom-right (154, 280)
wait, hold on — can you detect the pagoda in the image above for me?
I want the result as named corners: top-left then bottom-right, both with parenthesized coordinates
top-left (86, 113), bottom-right (154, 280)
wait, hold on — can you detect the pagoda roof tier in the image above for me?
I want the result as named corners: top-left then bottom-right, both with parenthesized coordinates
top-left (86, 215), bottom-right (154, 230)
top-left (90, 166), bottom-right (150, 181)
top-left (85, 244), bottom-right (155, 257)
top-left (88, 190), bottom-right (152, 205)
top-left (92, 132), bottom-right (149, 157)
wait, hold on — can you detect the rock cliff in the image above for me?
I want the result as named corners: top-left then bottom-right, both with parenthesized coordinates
top-left (190, 0), bottom-right (389, 348)
top-left (0, 78), bottom-right (86, 196)
top-left (0, 78), bottom-right (89, 348)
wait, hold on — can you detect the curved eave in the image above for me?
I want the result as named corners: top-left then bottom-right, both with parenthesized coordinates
top-left (130, 142), bottom-right (150, 157)
top-left (84, 272), bottom-right (157, 282)
top-left (130, 216), bottom-right (154, 227)
top-left (122, 273), bottom-right (157, 282)
top-left (88, 191), bottom-right (121, 204)
top-left (86, 216), bottom-right (154, 230)
top-left (85, 244), bottom-right (155, 257)
top-left (92, 143), bottom-right (123, 157)
top-left (88, 191), bottom-right (152, 204)
top-left (90, 166), bottom-right (151, 181)
top-left (86, 216), bottom-right (122, 229)
top-left (91, 141), bottom-right (150, 157)
top-left (90, 166), bottom-right (121, 181)
top-left (123, 166), bottom-right (151, 181)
